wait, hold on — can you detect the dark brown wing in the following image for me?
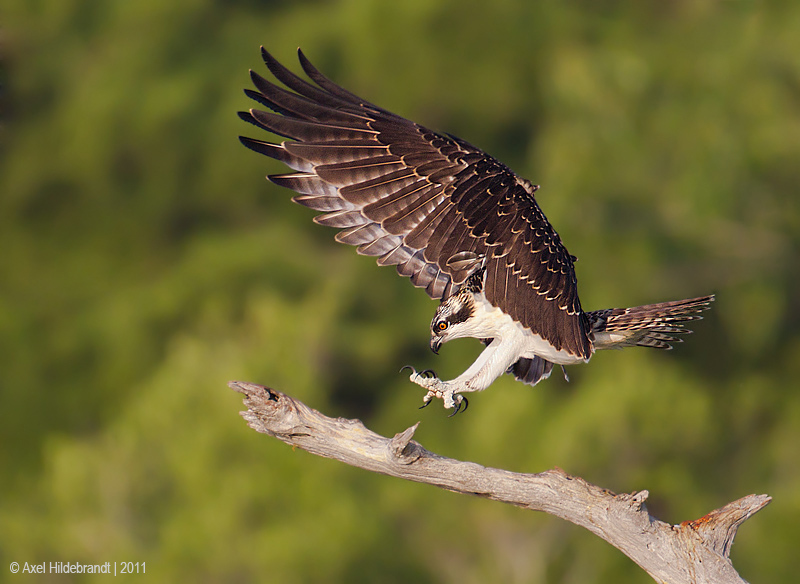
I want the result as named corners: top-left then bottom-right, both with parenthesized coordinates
top-left (240, 48), bottom-right (590, 359)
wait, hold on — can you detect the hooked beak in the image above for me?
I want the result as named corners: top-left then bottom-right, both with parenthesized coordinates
top-left (430, 335), bottom-right (442, 355)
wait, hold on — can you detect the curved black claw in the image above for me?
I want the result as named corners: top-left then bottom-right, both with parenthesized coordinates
top-left (399, 365), bottom-right (416, 375)
top-left (418, 400), bottom-right (432, 410)
top-left (419, 369), bottom-right (437, 378)
top-left (448, 396), bottom-right (469, 417)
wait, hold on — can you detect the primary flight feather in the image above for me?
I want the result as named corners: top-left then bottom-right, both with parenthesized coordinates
top-left (240, 48), bottom-right (714, 414)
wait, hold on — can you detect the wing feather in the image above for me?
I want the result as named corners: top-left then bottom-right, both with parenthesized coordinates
top-left (313, 209), bottom-right (368, 228)
top-left (292, 194), bottom-right (357, 212)
top-left (269, 173), bottom-right (339, 197)
top-left (363, 181), bottom-right (434, 222)
top-left (285, 142), bottom-right (386, 165)
top-left (317, 156), bottom-right (405, 185)
top-left (336, 223), bottom-right (385, 246)
top-left (404, 196), bottom-right (452, 250)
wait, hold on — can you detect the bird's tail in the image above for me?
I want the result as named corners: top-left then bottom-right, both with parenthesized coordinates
top-left (587, 295), bottom-right (714, 350)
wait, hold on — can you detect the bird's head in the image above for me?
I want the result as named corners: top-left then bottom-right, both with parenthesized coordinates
top-left (429, 291), bottom-right (477, 354)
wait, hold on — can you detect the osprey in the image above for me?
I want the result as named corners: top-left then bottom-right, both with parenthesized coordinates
top-left (239, 48), bottom-right (714, 414)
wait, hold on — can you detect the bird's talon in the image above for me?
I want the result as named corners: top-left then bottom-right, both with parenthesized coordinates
top-left (409, 371), bottom-right (469, 415)
top-left (418, 391), bottom-right (435, 409)
top-left (447, 395), bottom-right (468, 417)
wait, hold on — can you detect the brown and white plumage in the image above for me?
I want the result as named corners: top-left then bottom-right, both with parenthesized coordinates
top-left (240, 48), bottom-right (714, 412)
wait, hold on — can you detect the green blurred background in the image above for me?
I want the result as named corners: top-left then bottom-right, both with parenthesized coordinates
top-left (2, 1), bottom-right (799, 582)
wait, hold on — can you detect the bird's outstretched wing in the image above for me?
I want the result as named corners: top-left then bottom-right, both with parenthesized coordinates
top-left (240, 48), bottom-right (590, 359)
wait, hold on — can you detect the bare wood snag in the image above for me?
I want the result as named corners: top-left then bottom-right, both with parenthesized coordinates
top-left (230, 380), bottom-right (769, 584)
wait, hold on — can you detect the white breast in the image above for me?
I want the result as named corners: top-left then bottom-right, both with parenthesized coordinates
top-left (471, 293), bottom-right (589, 366)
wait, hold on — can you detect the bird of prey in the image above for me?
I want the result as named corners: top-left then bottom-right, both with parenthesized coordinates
top-left (239, 48), bottom-right (714, 414)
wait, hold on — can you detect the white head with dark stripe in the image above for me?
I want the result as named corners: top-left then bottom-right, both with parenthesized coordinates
top-left (430, 290), bottom-right (478, 354)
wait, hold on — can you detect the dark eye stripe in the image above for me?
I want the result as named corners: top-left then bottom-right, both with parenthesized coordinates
top-left (451, 302), bottom-right (474, 325)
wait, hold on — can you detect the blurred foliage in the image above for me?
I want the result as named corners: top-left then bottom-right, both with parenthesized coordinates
top-left (2, 0), bottom-right (799, 582)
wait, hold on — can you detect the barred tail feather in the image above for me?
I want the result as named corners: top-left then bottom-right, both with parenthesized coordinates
top-left (588, 295), bottom-right (714, 350)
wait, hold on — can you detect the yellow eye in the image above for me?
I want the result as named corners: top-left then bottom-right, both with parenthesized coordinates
top-left (437, 321), bottom-right (448, 331)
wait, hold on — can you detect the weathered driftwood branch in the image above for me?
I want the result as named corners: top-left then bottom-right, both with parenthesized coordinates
top-left (230, 380), bottom-right (769, 584)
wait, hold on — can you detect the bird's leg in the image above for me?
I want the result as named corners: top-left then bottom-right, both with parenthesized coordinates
top-left (404, 339), bottom-right (516, 414)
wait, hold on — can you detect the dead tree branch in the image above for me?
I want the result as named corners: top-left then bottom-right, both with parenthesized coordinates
top-left (230, 380), bottom-right (769, 584)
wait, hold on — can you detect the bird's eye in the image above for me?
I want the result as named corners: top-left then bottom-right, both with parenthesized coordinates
top-left (436, 321), bottom-right (448, 331)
